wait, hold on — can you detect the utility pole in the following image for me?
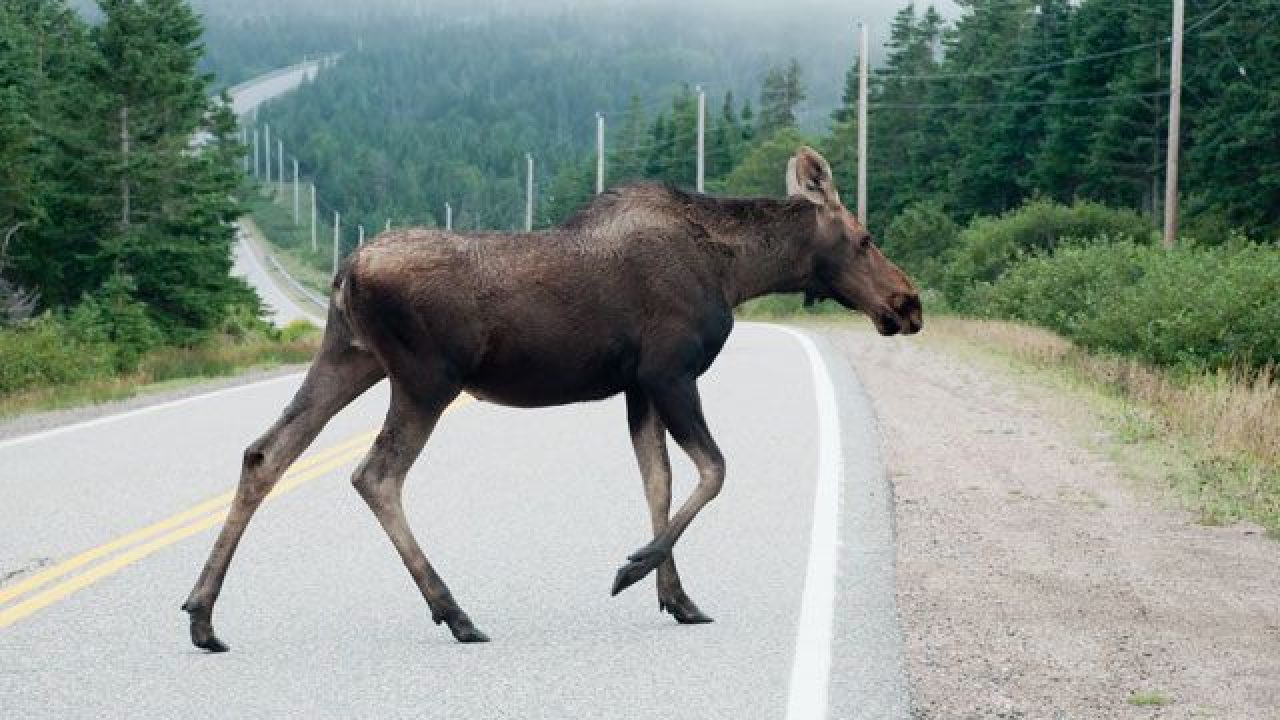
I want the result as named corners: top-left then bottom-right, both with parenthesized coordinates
top-left (445, 202), bottom-right (453, 231)
top-left (333, 211), bottom-right (340, 276)
top-left (310, 184), bottom-right (317, 253)
top-left (264, 124), bottom-right (271, 185)
top-left (696, 86), bottom-right (706, 193)
top-left (596, 112), bottom-right (605, 195)
top-left (241, 129), bottom-right (249, 175)
top-left (1163, 0), bottom-right (1185, 249)
top-left (277, 140), bottom-right (284, 197)
top-left (857, 22), bottom-right (869, 225)
top-left (252, 129), bottom-right (259, 179)
top-left (293, 159), bottom-right (300, 224)
top-left (525, 153), bottom-right (534, 232)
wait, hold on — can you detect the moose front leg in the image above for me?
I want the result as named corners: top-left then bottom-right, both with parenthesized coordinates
top-left (623, 389), bottom-right (713, 624)
top-left (612, 380), bottom-right (724, 604)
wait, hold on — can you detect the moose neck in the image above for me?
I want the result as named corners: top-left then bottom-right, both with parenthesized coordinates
top-left (692, 195), bottom-right (817, 306)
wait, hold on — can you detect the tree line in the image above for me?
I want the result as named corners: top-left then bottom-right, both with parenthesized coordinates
top-left (1, 0), bottom-right (250, 351)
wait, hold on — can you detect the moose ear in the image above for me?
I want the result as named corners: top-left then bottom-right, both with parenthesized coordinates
top-left (786, 146), bottom-right (838, 207)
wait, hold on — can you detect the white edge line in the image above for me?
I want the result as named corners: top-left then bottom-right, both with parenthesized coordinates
top-left (762, 323), bottom-right (843, 720)
top-left (0, 372), bottom-right (304, 453)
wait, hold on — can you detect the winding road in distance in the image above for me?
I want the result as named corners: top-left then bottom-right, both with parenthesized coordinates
top-left (0, 62), bottom-right (908, 720)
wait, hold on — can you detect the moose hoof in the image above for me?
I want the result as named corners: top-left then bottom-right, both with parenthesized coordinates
top-left (660, 594), bottom-right (714, 625)
top-left (434, 606), bottom-right (490, 643)
top-left (182, 602), bottom-right (230, 653)
top-left (611, 545), bottom-right (669, 597)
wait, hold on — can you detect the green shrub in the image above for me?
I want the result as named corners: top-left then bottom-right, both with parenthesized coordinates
top-left (943, 199), bottom-right (1157, 307)
top-left (981, 242), bottom-right (1280, 372)
top-left (882, 201), bottom-right (958, 289)
top-left (279, 318), bottom-right (320, 343)
top-left (0, 315), bottom-right (115, 394)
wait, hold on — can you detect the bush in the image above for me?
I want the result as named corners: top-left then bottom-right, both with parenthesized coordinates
top-left (0, 315), bottom-right (116, 394)
top-left (882, 201), bottom-right (959, 289)
top-left (980, 241), bottom-right (1280, 372)
top-left (943, 199), bottom-right (1157, 307)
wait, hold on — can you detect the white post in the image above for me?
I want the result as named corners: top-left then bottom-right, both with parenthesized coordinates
top-left (525, 153), bottom-right (534, 232)
top-left (310, 184), bottom-right (317, 253)
top-left (445, 202), bottom-right (453, 231)
top-left (241, 128), bottom-right (249, 174)
top-left (857, 22), bottom-right (870, 225)
top-left (333, 211), bottom-right (340, 276)
top-left (252, 129), bottom-right (259, 179)
top-left (358, 224), bottom-right (365, 247)
top-left (277, 140), bottom-right (284, 197)
top-left (293, 159), bottom-right (300, 224)
top-left (1163, 0), bottom-right (1184, 249)
top-left (696, 86), bottom-right (706, 193)
top-left (596, 112), bottom-right (605, 194)
top-left (264, 124), bottom-right (271, 184)
top-left (385, 218), bottom-right (391, 232)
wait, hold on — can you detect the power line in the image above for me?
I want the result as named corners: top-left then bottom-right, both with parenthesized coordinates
top-left (880, 0), bottom-right (1238, 82)
top-left (871, 89), bottom-right (1169, 111)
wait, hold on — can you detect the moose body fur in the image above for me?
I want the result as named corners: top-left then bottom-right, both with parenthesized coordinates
top-left (182, 148), bottom-right (921, 651)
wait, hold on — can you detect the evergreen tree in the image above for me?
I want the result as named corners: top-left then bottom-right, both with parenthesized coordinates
top-left (92, 0), bottom-right (250, 341)
top-left (757, 59), bottom-right (805, 137)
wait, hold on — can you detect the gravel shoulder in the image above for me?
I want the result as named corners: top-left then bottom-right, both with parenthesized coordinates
top-left (822, 321), bottom-right (1280, 720)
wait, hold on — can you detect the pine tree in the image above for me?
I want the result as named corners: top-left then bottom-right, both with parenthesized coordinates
top-left (92, 0), bottom-right (251, 341)
top-left (757, 59), bottom-right (805, 138)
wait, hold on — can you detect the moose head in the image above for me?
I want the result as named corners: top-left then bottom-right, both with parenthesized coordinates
top-left (787, 147), bottom-right (922, 336)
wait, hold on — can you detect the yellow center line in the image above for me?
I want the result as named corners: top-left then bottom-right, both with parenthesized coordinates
top-left (0, 395), bottom-right (475, 629)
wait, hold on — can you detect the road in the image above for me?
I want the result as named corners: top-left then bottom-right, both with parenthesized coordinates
top-left (226, 58), bottom-right (332, 328)
top-left (0, 321), bottom-right (907, 719)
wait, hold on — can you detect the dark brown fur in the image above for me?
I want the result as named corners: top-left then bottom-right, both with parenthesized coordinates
top-left (182, 147), bottom-right (920, 650)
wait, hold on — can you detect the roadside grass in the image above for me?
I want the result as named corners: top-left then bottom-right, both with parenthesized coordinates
top-left (776, 309), bottom-right (1280, 538)
top-left (0, 328), bottom-right (320, 420)
top-left (1127, 691), bottom-right (1171, 707)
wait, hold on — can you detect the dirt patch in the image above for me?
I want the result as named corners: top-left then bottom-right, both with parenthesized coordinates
top-left (823, 324), bottom-right (1280, 720)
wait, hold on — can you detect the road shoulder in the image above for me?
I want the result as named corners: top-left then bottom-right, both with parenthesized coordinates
top-left (820, 321), bottom-right (1280, 719)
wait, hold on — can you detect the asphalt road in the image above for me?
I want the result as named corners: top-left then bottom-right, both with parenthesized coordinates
top-left (231, 226), bottom-right (325, 327)
top-left (0, 321), bottom-right (907, 719)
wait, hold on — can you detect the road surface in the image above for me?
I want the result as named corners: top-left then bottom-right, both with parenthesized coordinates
top-left (0, 321), bottom-right (907, 719)
top-left (226, 58), bottom-right (332, 327)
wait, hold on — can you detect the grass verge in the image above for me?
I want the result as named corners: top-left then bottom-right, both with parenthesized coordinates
top-left (0, 329), bottom-right (320, 420)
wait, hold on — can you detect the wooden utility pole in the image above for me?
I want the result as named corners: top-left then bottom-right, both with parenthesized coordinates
top-left (332, 211), bottom-right (340, 276)
top-left (1163, 0), bottom-right (1185, 249)
top-left (525, 153), bottom-right (534, 232)
top-left (857, 22), bottom-right (869, 225)
top-left (264, 124), bottom-right (271, 184)
top-left (596, 112), bottom-right (605, 195)
top-left (310, 184), bottom-right (317, 252)
top-left (696, 86), bottom-right (706, 193)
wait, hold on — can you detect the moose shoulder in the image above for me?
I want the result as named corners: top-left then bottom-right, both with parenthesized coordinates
top-left (181, 146), bottom-right (921, 651)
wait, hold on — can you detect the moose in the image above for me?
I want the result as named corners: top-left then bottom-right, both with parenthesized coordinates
top-left (182, 146), bottom-right (921, 651)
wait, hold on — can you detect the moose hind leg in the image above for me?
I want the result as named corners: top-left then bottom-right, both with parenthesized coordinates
top-left (183, 344), bottom-right (384, 652)
top-left (612, 380), bottom-right (725, 601)
top-left (352, 384), bottom-right (488, 643)
top-left (623, 389), bottom-right (712, 624)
